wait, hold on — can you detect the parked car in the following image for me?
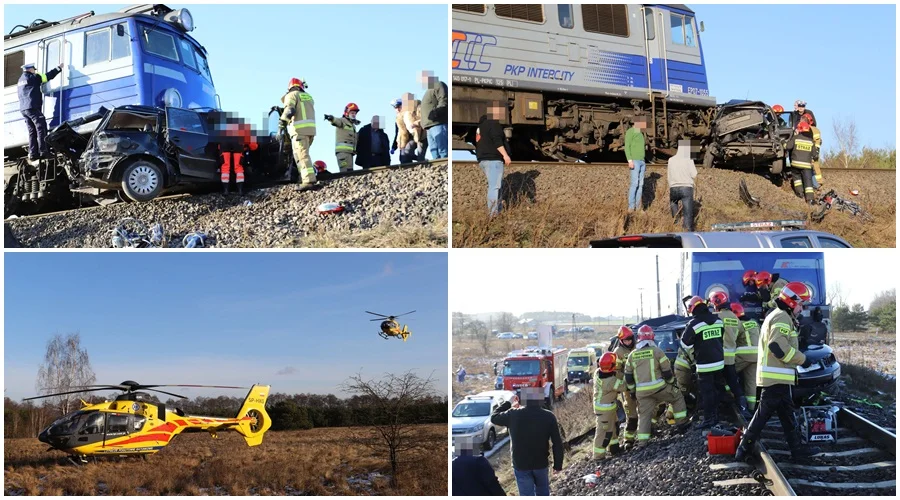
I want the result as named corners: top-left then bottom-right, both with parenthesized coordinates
top-left (496, 332), bottom-right (516, 339)
top-left (511, 332), bottom-right (524, 339)
top-left (451, 391), bottom-right (517, 451)
top-left (526, 331), bottom-right (538, 339)
top-left (579, 326), bottom-right (595, 333)
top-left (590, 230), bottom-right (852, 249)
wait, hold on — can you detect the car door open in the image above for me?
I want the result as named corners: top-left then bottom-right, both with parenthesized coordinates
top-left (165, 107), bottom-right (218, 180)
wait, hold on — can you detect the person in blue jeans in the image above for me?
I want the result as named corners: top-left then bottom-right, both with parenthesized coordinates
top-left (419, 70), bottom-right (448, 160)
top-left (625, 119), bottom-right (647, 211)
top-left (490, 387), bottom-right (563, 496)
top-left (475, 102), bottom-right (512, 216)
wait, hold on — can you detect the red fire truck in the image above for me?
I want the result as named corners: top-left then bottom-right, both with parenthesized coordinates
top-left (501, 346), bottom-right (568, 408)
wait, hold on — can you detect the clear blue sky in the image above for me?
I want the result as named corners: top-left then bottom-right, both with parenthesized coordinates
top-left (4, 3), bottom-right (448, 171)
top-left (696, 3), bottom-right (896, 151)
top-left (4, 252), bottom-right (448, 402)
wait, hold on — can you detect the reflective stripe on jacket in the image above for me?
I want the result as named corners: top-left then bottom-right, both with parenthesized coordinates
top-left (624, 343), bottom-right (672, 393)
top-left (613, 343), bottom-right (634, 391)
top-left (327, 116), bottom-right (358, 154)
top-left (281, 90), bottom-right (316, 136)
top-left (757, 308), bottom-right (806, 387)
top-left (736, 319), bottom-right (760, 360)
top-left (680, 312), bottom-right (725, 373)
top-left (593, 371), bottom-right (620, 414)
top-left (717, 309), bottom-right (740, 366)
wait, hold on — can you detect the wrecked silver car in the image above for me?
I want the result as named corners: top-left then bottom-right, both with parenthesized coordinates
top-left (702, 100), bottom-right (794, 174)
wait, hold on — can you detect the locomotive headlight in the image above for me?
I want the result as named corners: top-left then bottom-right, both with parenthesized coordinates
top-left (162, 88), bottom-right (182, 108)
top-left (165, 8), bottom-right (194, 32)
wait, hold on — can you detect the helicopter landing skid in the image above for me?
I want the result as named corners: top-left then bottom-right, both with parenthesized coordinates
top-left (67, 455), bottom-right (90, 466)
top-left (378, 331), bottom-right (391, 340)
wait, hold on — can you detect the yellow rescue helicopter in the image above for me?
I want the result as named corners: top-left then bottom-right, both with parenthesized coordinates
top-left (24, 380), bottom-right (272, 464)
top-left (366, 310), bottom-right (415, 341)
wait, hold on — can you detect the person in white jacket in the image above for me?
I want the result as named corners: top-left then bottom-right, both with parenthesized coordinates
top-left (667, 140), bottom-right (698, 231)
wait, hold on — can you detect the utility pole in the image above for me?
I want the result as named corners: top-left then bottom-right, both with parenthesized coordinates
top-left (572, 313), bottom-right (577, 342)
top-left (656, 255), bottom-right (661, 319)
top-left (638, 288), bottom-right (645, 322)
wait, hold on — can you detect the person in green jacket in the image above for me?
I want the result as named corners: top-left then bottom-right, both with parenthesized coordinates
top-left (625, 119), bottom-right (647, 211)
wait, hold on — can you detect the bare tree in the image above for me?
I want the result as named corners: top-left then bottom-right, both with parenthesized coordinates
top-left (451, 312), bottom-right (468, 338)
top-left (36, 333), bottom-right (96, 415)
top-left (466, 320), bottom-right (490, 354)
top-left (832, 117), bottom-right (859, 169)
top-left (827, 282), bottom-right (850, 308)
top-left (497, 312), bottom-right (516, 333)
top-left (341, 371), bottom-right (439, 489)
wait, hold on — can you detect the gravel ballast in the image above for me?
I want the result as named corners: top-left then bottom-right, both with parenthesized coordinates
top-left (5, 162), bottom-right (447, 248)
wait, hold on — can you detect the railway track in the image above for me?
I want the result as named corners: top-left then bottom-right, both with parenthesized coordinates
top-left (453, 160), bottom-right (894, 173)
top-left (7, 160), bottom-right (437, 221)
top-left (717, 407), bottom-right (896, 495)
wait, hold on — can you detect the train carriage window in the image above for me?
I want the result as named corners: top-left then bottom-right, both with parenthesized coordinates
top-left (5, 51), bottom-right (25, 87)
top-left (107, 414), bottom-right (129, 434)
top-left (644, 8), bottom-right (655, 40)
top-left (452, 4), bottom-right (486, 14)
top-left (45, 40), bottom-right (61, 71)
top-left (180, 39), bottom-right (197, 70)
top-left (495, 4), bottom-right (545, 24)
top-left (581, 5), bottom-right (629, 37)
top-left (558, 5), bottom-right (574, 29)
top-left (85, 29), bottom-right (112, 66)
top-left (112, 23), bottom-right (132, 60)
top-left (141, 27), bottom-right (179, 62)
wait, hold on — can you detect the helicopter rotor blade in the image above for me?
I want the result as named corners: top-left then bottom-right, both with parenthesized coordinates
top-left (145, 388), bottom-right (189, 399)
top-left (23, 387), bottom-right (117, 401)
top-left (370, 318), bottom-right (386, 322)
top-left (151, 384), bottom-right (249, 389)
top-left (365, 311), bottom-right (389, 318)
top-left (394, 310), bottom-right (416, 317)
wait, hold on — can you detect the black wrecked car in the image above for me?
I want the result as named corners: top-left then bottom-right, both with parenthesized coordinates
top-left (702, 100), bottom-right (794, 175)
top-left (46, 105), bottom-right (290, 202)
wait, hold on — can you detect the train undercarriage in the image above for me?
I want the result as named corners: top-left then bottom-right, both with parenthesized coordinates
top-left (452, 86), bottom-right (714, 163)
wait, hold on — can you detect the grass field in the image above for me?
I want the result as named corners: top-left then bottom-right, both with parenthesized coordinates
top-left (4, 425), bottom-right (447, 496)
top-left (452, 164), bottom-right (896, 248)
top-left (831, 331), bottom-right (896, 376)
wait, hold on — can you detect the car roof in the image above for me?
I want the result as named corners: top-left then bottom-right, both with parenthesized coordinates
top-left (590, 231), bottom-right (852, 248)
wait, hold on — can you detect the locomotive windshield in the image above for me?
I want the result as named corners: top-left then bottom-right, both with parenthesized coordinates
top-left (138, 24), bottom-right (214, 85)
top-left (503, 359), bottom-right (540, 376)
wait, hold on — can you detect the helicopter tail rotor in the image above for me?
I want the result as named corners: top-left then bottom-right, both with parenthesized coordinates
top-left (234, 384), bottom-right (272, 446)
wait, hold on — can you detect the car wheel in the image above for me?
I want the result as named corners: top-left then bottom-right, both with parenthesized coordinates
top-left (483, 428), bottom-right (496, 451)
top-left (121, 160), bottom-right (164, 202)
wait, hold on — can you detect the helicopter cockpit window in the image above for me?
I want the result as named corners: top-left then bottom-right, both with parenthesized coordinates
top-left (107, 414), bottom-right (129, 434)
top-left (132, 415), bottom-right (147, 432)
top-left (49, 411), bottom-right (88, 435)
top-left (79, 412), bottom-right (105, 435)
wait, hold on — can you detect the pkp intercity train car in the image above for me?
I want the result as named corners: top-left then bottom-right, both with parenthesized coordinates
top-left (452, 4), bottom-right (716, 161)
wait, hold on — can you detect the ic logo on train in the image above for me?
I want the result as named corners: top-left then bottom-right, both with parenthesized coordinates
top-left (452, 30), bottom-right (497, 72)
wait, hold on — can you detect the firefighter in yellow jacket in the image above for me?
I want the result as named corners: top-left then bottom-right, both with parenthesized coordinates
top-left (593, 352), bottom-right (623, 460)
top-left (709, 291), bottom-right (752, 420)
top-left (735, 282), bottom-right (820, 461)
top-left (613, 326), bottom-right (639, 450)
top-left (279, 78), bottom-right (317, 186)
top-left (325, 103), bottom-right (360, 173)
top-left (731, 303), bottom-right (759, 411)
top-left (787, 120), bottom-right (818, 203)
top-left (624, 325), bottom-right (688, 447)
top-left (756, 271), bottom-right (789, 314)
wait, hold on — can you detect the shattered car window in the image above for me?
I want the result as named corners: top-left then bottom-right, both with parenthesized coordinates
top-left (107, 111), bottom-right (158, 132)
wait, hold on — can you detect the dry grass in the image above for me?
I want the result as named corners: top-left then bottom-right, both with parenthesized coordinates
top-left (452, 164), bottom-right (896, 248)
top-left (4, 425), bottom-right (447, 496)
top-left (831, 331), bottom-right (896, 376)
top-left (289, 215), bottom-right (448, 248)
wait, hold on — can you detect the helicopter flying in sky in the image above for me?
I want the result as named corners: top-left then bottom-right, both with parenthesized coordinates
top-left (23, 380), bottom-right (271, 464)
top-left (366, 310), bottom-right (415, 341)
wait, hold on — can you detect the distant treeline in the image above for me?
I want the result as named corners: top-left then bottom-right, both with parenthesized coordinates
top-left (4, 392), bottom-right (448, 439)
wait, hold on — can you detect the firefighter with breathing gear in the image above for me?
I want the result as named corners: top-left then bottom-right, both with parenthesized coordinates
top-left (325, 103), bottom-right (360, 173)
top-left (613, 325), bottom-right (639, 450)
top-left (735, 282), bottom-right (821, 461)
top-left (680, 296), bottom-right (727, 430)
top-left (624, 325), bottom-right (688, 447)
top-left (786, 120), bottom-right (818, 203)
top-left (731, 302), bottom-right (760, 411)
top-left (709, 291), bottom-right (752, 420)
top-left (279, 78), bottom-right (317, 187)
top-left (18, 62), bottom-right (64, 164)
top-left (593, 352), bottom-right (624, 460)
